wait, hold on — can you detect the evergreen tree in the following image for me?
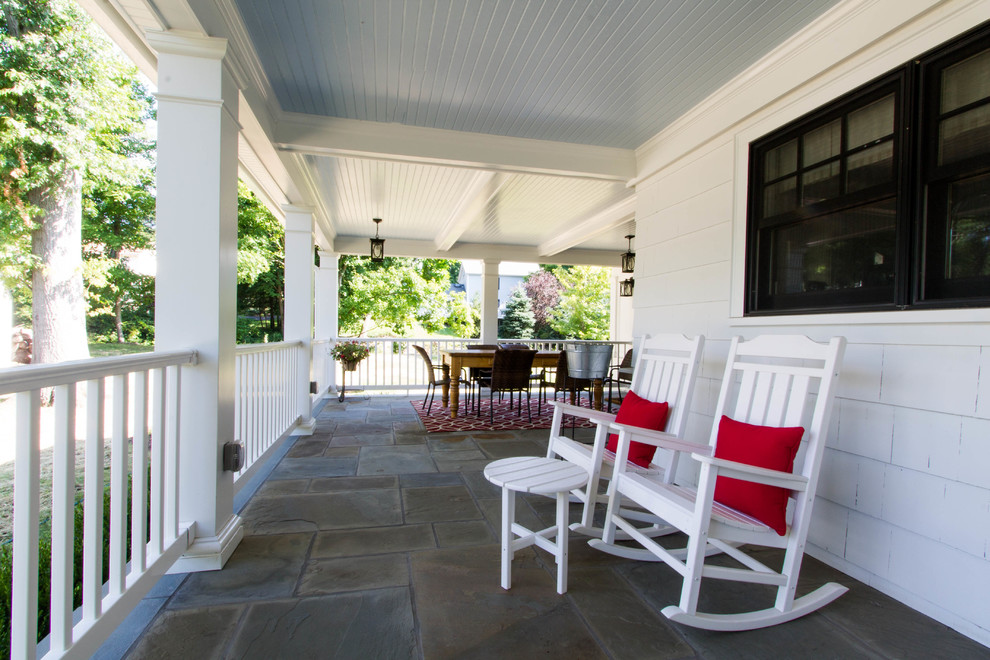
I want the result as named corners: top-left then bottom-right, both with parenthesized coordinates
top-left (500, 285), bottom-right (534, 339)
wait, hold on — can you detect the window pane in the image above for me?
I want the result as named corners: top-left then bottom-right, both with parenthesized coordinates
top-left (763, 176), bottom-right (797, 217)
top-left (771, 199), bottom-right (896, 295)
top-left (848, 95), bottom-right (895, 148)
top-left (802, 162), bottom-right (841, 205)
top-left (764, 139), bottom-right (797, 180)
top-left (847, 141), bottom-right (894, 192)
top-left (945, 173), bottom-right (990, 280)
top-left (802, 119), bottom-right (841, 166)
top-left (939, 104), bottom-right (990, 165)
top-left (941, 49), bottom-right (990, 113)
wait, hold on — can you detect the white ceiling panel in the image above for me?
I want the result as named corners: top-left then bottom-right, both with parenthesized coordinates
top-left (237, 0), bottom-right (841, 149)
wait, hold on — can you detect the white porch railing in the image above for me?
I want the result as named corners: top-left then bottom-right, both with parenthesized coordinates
top-left (326, 338), bottom-right (634, 394)
top-left (233, 341), bottom-right (303, 490)
top-left (0, 351), bottom-right (197, 660)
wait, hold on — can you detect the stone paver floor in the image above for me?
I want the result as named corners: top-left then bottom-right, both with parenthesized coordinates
top-left (96, 396), bottom-right (990, 659)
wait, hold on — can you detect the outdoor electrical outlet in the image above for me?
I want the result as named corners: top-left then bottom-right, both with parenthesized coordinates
top-left (223, 442), bottom-right (243, 472)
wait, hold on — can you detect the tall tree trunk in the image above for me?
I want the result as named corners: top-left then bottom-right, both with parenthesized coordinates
top-left (29, 168), bottom-right (90, 365)
top-left (114, 295), bottom-right (124, 343)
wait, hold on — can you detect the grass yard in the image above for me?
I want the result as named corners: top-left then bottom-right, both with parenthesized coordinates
top-left (0, 442), bottom-right (113, 544)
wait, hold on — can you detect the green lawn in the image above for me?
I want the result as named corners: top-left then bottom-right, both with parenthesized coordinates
top-left (88, 342), bottom-right (153, 357)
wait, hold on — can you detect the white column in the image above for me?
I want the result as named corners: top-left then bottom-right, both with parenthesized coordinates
top-left (283, 206), bottom-right (316, 433)
top-left (610, 267), bottom-right (634, 341)
top-left (315, 249), bottom-right (339, 395)
top-left (481, 259), bottom-right (501, 344)
top-left (149, 30), bottom-right (242, 572)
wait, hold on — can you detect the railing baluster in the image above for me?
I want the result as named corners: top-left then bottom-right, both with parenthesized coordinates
top-left (83, 377), bottom-right (105, 622)
top-left (165, 366), bottom-right (180, 541)
top-left (50, 383), bottom-right (76, 654)
top-left (132, 370), bottom-right (149, 573)
top-left (109, 373), bottom-right (129, 596)
top-left (11, 389), bottom-right (40, 660)
top-left (150, 367), bottom-right (165, 556)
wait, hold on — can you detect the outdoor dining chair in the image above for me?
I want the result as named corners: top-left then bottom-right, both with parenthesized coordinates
top-left (413, 345), bottom-right (471, 414)
top-left (476, 348), bottom-right (537, 423)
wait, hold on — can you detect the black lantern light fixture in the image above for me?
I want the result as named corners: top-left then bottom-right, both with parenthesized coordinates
top-left (621, 234), bottom-right (636, 273)
top-left (370, 218), bottom-right (385, 262)
top-left (619, 277), bottom-right (635, 297)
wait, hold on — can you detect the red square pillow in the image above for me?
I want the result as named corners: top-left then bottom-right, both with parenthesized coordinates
top-left (712, 416), bottom-right (804, 535)
top-left (605, 390), bottom-right (670, 468)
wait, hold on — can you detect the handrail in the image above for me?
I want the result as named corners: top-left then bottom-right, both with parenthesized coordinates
top-left (235, 340), bottom-right (304, 356)
top-left (0, 350), bottom-right (198, 396)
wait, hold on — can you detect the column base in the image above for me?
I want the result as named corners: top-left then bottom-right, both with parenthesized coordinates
top-left (294, 417), bottom-right (317, 435)
top-left (167, 514), bottom-right (243, 573)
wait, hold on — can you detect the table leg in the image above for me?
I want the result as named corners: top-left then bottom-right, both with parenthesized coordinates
top-left (556, 490), bottom-right (569, 594)
top-left (441, 363), bottom-right (450, 409)
top-left (501, 487), bottom-right (514, 590)
top-left (593, 378), bottom-right (604, 411)
top-left (449, 357), bottom-right (461, 419)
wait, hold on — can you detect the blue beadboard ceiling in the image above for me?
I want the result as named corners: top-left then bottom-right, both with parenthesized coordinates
top-left (237, 0), bottom-right (840, 150)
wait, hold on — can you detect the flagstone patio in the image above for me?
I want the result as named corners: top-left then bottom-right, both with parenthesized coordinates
top-left (94, 396), bottom-right (990, 659)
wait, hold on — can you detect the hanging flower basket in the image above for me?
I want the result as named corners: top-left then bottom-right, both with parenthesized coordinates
top-left (331, 341), bottom-right (371, 371)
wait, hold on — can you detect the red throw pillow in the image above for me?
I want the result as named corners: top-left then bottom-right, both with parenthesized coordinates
top-left (605, 390), bottom-right (670, 468)
top-left (712, 416), bottom-right (804, 535)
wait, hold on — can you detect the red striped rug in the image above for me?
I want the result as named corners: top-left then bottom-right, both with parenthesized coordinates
top-left (412, 396), bottom-right (598, 433)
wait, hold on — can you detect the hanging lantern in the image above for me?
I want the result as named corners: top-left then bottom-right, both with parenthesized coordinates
top-left (621, 234), bottom-right (636, 273)
top-left (370, 218), bottom-right (385, 262)
top-left (619, 277), bottom-right (635, 297)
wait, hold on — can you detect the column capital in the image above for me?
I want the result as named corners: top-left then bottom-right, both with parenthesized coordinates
top-left (317, 249), bottom-right (339, 270)
top-left (281, 203), bottom-right (315, 215)
top-left (146, 30), bottom-right (227, 60)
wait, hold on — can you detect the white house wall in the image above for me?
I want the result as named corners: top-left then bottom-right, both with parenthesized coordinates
top-left (631, 0), bottom-right (990, 646)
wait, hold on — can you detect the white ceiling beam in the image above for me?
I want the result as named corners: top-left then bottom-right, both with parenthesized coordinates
top-left (537, 192), bottom-right (637, 257)
top-left (275, 113), bottom-right (636, 183)
top-left (434, 172), bottom-right (511, 251)
top-left (331, 237), bottom-right (618, 267)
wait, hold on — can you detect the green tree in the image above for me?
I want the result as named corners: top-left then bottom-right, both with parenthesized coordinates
top-left (236, 182), bottom-right (284, 343)
top-left (549, 265), bottom-right (611, 339)
top-left (82, 97), bottom-right (157, 344)
top-left (337, 255), bottom-right (455, 336)
top-left (500, 285), bottom-right (534, 338)
top-left (1, 0), bottom-right (150, 363)
top-left (445, 290), bottom-right (478, 338)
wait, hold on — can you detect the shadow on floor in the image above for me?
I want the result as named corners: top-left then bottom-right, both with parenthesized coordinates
top-left (97, 396), bottom-right (990, 659)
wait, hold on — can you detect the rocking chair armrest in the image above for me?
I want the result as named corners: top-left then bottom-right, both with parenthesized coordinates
top-left (610, 423), bottom-right (711, 455)
top-left (549, 401), bottom-right (617, 425)
top-left (692, 454), bottom-right (809, 490)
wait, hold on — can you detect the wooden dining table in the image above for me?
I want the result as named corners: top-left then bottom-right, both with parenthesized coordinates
top-left (439, 349), bottom-right (605, 419)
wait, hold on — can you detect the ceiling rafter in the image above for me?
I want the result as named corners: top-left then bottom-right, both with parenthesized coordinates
top-left (434, 171), bottom-right (512, 251)
top-left (537, 192), bottom-right (636, 257)
top-left (274, 113), bottom-right (636, 182)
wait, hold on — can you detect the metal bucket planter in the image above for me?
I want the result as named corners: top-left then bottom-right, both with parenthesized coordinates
top-left (564, 343), bottom-right (613, 380)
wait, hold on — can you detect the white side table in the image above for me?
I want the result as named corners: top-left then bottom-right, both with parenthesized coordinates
top-left (483, 456), bottom-right (589, 594)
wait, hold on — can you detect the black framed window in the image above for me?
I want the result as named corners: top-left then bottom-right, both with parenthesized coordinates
top-left (746, 21), bottom-right (990, 315)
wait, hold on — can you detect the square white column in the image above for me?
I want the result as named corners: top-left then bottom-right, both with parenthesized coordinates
top-left (283, 206), bottom-right (316, 433)
top-left (481, 259), bottom-right (500, 344)
top-left (149, 30), bottom-right (242, 572)
top-left (315, 249), bottom-right (339, 394)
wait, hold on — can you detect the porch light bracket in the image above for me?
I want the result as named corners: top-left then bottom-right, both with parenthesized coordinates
top-left (621, 234), bottom-right (635, 273)
top-left (370, 218), bottom-right (385, 262)
top-left (619, 277), bottom-right (634, 297)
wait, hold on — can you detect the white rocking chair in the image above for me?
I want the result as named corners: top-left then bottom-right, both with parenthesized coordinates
top-left (590, 334), bottom-right (846, 631)
top-left (545, 333), bottom-right (705, 537)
